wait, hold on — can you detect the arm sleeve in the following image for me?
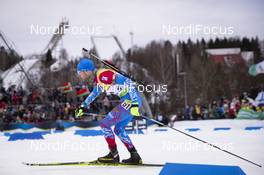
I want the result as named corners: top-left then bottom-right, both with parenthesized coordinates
top-left (82, 85), bottom-right (102, 107)
top-left (115, 74), bottom-right (139, 104)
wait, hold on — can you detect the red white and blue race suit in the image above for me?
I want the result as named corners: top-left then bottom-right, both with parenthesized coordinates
top-left (82, 69), bottom-right (142, 151)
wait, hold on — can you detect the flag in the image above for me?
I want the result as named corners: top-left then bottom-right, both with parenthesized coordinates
top-left (61, 82), bottom-right (73, 93)
top-left (76, 88), bottom-right (89, 97)
top-left (236, 108), bottom-right (264, 120)
top-left (248, 60), bottom-right (264, 76)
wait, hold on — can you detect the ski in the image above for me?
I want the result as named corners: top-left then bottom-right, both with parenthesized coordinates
top-left (22, 160), bottom-right (164, 167)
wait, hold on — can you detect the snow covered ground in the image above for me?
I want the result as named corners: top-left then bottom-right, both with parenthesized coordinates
top-left (1, 56), bottom-right (42, 89)
top-left (0, 119), bottom-right (263, 175)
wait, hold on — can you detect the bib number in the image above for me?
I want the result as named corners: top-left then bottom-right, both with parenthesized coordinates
top-left (121, 101), bottom-right (132, 110)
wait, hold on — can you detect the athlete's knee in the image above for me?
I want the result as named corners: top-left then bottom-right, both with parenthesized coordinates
top-left (114, 126), bottom-right (123, 136)
top-left (100, 119), bottom-right (110, 129)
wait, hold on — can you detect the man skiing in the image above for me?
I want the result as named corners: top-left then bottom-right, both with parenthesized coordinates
top-left (75, 58), bottom-right (143, 164)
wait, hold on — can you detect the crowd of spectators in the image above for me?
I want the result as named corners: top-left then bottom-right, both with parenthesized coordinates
top-left (1, 84), bottom-right (263, 125)
top-left (181, 96), bottom-right (242, 120)
top-left (0, 85), bottom-right (118, 124)
top-left (160, 92), bottom-right (264, 125)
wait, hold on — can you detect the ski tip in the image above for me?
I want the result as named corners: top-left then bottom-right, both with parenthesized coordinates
top-left (82, 48), bottom-right (88, 52)
top-left (22, 162), bottom-right (36, 166)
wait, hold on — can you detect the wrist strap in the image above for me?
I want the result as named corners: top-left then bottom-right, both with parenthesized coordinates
top-left (131, 104), bottom-right (139, 108)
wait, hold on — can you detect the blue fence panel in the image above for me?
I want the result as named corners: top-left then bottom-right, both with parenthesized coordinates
top-left (186, 128), bottom-right (200, 132)
top-left (214, 127), bottom-right (231, 131)
top-left (159, 163), bottom-right (246, 175)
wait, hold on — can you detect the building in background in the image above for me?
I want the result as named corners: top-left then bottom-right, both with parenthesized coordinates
top-left (206, 48), bottom-right (254, 66)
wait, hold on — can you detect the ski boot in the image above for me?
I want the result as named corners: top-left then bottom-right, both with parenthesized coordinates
top-left (122, 147), bottom-right (142, 165)
top-left (97, 148), bottom-right (120, 164)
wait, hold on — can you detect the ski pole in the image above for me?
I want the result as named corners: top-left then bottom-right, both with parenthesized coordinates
top-left (83, 112), bottom-right (105, 117)
top-left (142, 116), bottom-right (262, 168)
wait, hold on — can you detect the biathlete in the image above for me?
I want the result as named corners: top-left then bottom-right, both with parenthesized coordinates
top-left (75, 58), bottom-right (142, 164)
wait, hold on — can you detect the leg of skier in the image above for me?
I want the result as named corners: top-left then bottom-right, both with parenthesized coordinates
top-left (114, 114), bottom-right (142, 164)
top-left (98, 103), bottom-right (142, 164)
top-left (97, 111), bottom-right (120, 164)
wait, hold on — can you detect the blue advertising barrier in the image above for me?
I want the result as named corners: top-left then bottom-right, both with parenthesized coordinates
top-left (74, 130), bottom-right (103, 137)
top-left (186, 128), bottom-right (200, 132)
top-left (6, 128), bottom-right (145, 141)
top-left (155, 128), bottom-right (168, 132)
top-left (8, 131), bottom-right (50, 141)
top-left (244, 126), bottom-right (262, 130)
top-left (2, 121), bottom-right (100, 131)
top-left (2, 119), bottom-right (154, 131)
top-left (214, 127), bottom-right (231, 131)
top-left (159, 163), bottom-right (246, 175)
top-left (7, 123), bottom-right (35, 130)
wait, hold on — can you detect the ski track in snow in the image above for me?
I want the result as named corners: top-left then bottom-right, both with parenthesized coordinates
top-left (0, 119), bottom-right (263, 175)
